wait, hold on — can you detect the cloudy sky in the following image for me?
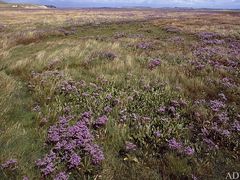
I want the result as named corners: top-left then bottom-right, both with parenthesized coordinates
top-left (4, 0), bottom-right (240, 8)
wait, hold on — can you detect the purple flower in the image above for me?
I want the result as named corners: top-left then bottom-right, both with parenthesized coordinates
top-left (1, 159), bottom-right (17, 169)
top-left (137, 42), bottom-right (151, 49)
top-left (184, 146), bottom-right (195, 156)
top-left (60, 81), bottom-right (77, 93)
top-left (192, 174), bottom-right (198, 180)
top-left (221, 77), bottom-right (236, 88)
top-left (85, 144), bottom-right (104, 164)
top-left (209, 100), bottom-right (225, 112)
top-left (148, 59), bottom-right (161, 70)
top-left (37, 114), bottom-right (105, 177)
top-left (168, 138), bottom-right (182, 150)
top-left (168, 106), bottom-right (176, 114)
top-left (106, 94), bottom-right (113, 100)
top-left (36, 152), bottom-right (56, 176)
top-left (201, 128), bottom-right (209, 136)
top-left (93, 92), bottom-right (99, 97)
top-left (218, 93), bottom-right (227, 101)
top-left (63, 106), bottom-right (71, 114)
top-left (48, 126), bottom-right (61, 142)
top-left (179, 99), bottom-right (187, 107)
top-left (41, 163), bottom-right (55, 176)
top-left (170, 100), bottom-right (180, 107)
top-left (154, 131), bottom-right (161, 137)
top-left (203, 138), bottom-right (218, 150)
top-left (158, 106), bottom-right (166, 113)
top-left (233, 121), bottom-right (240, 131)
top-left (104, 106), bottom-right (112, 113)
top-left (119, 115), bottom-right (127, 123)
top-left (82, 92), bottom-right (89, 97)
top-left (125, 142), bottom-right (137, 151)
top-left (194, 99), bottom-right (206, 105)
top-left (220, 130), bottom-right (231, 137)
top-left (198, 32), bottom-right (220, 41)
top-left (54, 172), bottom-right (69, 180)
top-left (94, 115), bottom-right (108, 128)
top-left (217, 112), bottom-right (229, 123)
top-left (141, 116), bottom-right (151, 123)
top-left (82, 111), bottom-right (92, 119)
top-left (191, 60), bottom-right (205, 70)
top-left (68, 153), bottom-right (81, 168)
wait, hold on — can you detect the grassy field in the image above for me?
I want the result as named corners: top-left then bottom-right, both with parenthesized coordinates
top-left (0, 7), bottom-right (240, 180)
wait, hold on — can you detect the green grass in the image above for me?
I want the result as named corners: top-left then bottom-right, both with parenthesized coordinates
top-left (0, 10), bottom-right (240, 180)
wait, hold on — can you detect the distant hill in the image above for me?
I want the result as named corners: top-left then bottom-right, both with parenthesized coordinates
top-left (0, 1), bottom-right (56, 9)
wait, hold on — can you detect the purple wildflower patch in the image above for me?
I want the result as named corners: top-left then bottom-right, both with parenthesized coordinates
top-left (54, 171), bottom-right (69, 180)
top-left (184, 146), bottom-right (195, 156)
top-left (209, 100), bottom-right (225, 112)
top-left (148, 59), bottom-right (161, 70)
top-left (125, 142), bottom-right (137, 151)
top-left (168, 138), bottom-right (182, 150)
top-left (94, 115), bottom-right (108, 128)
top-left (136, 42), bottom-right (152, 50)
top-left (1, 159), bottom-right (17, 170)
top-left (36, 113), bottom-right (104, 177)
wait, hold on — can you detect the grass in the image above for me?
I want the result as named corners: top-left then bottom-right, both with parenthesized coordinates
top-left (0, 7), bottom-right (240, 180)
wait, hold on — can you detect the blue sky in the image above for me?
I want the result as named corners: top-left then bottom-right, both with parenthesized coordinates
top-left (4, 0), bottom-right (240, 8)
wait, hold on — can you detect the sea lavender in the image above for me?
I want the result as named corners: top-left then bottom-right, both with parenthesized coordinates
top-left (217, 112), bottom-right (229, 123)
top-left (209, 100), bottom-right (225, 112)
top-left (148, 59), bottom-right (161, 70)
top-left (137, 42), bottom-right (151, 49)
top-left (125, 142), bottom-right (137, 151)
top-left (201, 127), bottom-right (209, 136)
top-left (192, 174), bottom-right (198, 180)
top-left (170, 100), bottom-right (180, 107)
top-left (218, 93), bottom-right (227, 101)
top-left (36, 152), bottom-right (56, 176)
top-left (221, 77), bottom-right (236, 88)
top-left (158, 106), bottom-right (166, 113)
top-left (106, 94), bottom-right (113, 100)
top-left (154, 131), bottom-right (161, 137)
top-left (168, 138), bottom-right (182, 150)
top-left (54, 172), bottom-right (69, 180)
top-left (203, 138), bottom-right (218, 150)
top-left (60, 81), bottom-right (77, 93)
top-left (36, 112), bottom-right (104, 177)
top-left (68, 153), bottom-right (81, 168)
top-left (168, 106), bottom-right (176, 115)
top-left (198, 32), bottom-right (220, 40)
top-left (94, 115), bottom-right (108, 128)
top-left (184, 146), bottom-right (195, 156)
top-left (220, 130), bottom-right (231, 137)
top-left (104, 106), bottom-right (112, 113)
top-left (233, 121), bottom-right (240, 131)
top-left (84, 144), bottom-right (105, 165)
top-left (1, 159), bottom-right (17, 170)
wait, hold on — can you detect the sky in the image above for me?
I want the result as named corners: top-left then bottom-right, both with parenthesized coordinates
top-left (4, 0), bottom-right (240, 8)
